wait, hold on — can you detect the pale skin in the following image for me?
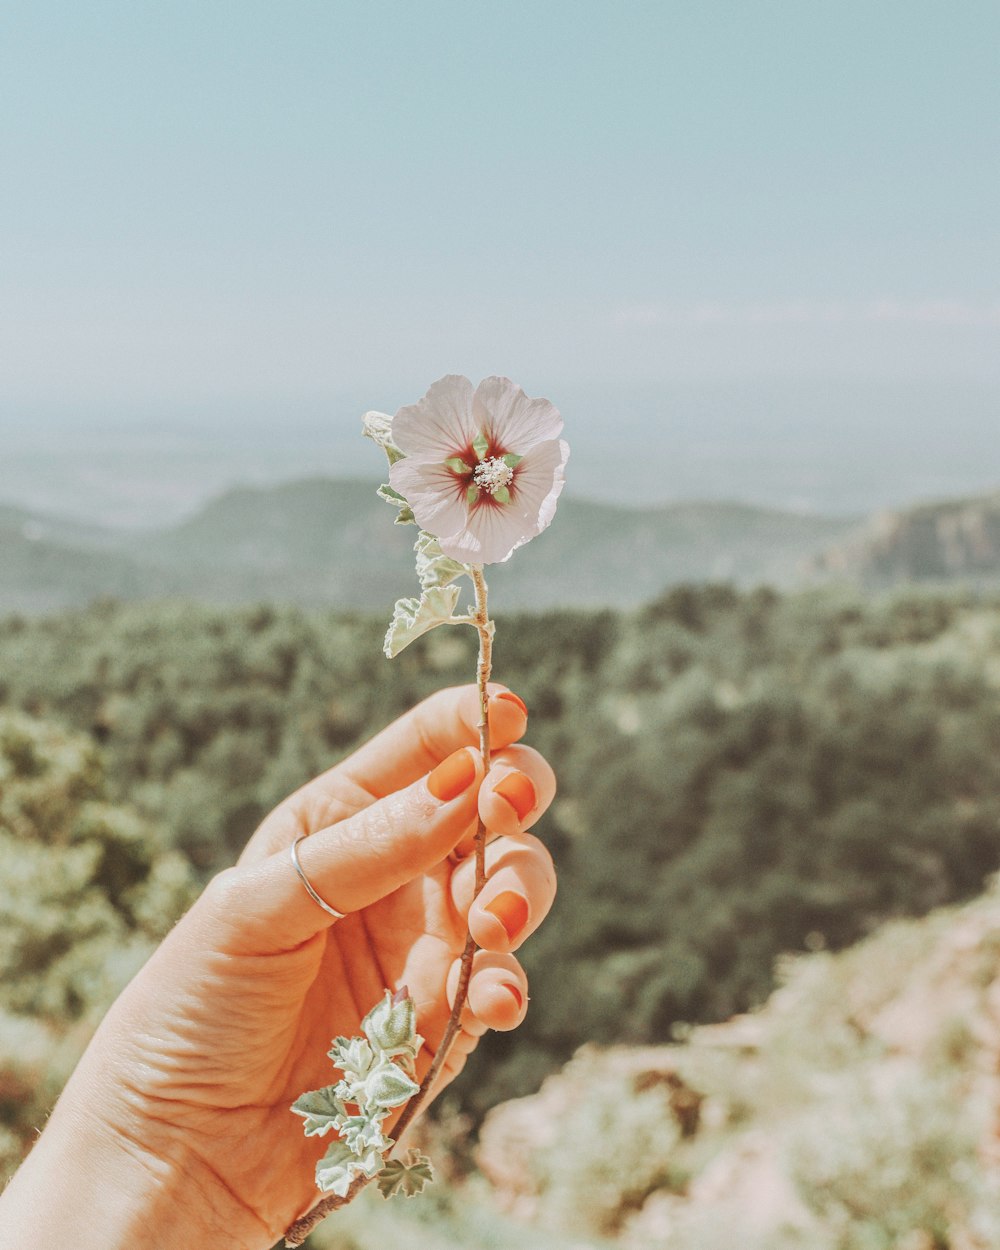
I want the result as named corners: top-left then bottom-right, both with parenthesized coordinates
top-left (0, 684), bottom-right (557, 1250)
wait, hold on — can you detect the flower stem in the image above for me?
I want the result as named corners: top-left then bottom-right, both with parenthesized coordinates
top-left (391, 565), bottom-right (492, 1126)
top-left (284, 567), bottom-right (493, 1248)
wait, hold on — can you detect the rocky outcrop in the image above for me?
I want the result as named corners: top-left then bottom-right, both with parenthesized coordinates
top-left (813, 491), bottom-right (1000, 587)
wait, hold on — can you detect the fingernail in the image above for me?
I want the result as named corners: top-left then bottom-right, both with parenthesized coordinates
top-left (493, 771), bottom-right (536, 822)
top-left (428, 749), bottom-right (477, 801)
top-left (500, 982), bottom-right (524, 1010)
top-left (494, 690), bottom-right (528, 719)
top-left (484, 890), bottom-right (530, 942)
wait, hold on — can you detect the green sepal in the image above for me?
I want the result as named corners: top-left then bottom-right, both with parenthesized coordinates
top-left (414, 531), bottom-right (470, 590)
top-left (383, 586), bottom-right (461, 659)
top-left (443, 457), bottom-right (472, 475)
top-left (501, 453), bottom-right (522, 469)
top-left (466, 483), bottom-right (480, 505)
top-left (291, 1086), bottom-right (348, 1138)
top-left (492, 485), bottom-right (511, 505)
top-left (377, 1151), bottom-right (435, 1199)
top-left (376, 483), bottom-right (416, 526)
top-left (472, 431), bottom-right (489, 459)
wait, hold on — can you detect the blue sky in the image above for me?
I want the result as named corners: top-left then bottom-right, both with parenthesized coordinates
top-left (0, 2), bottom-right (997, 518)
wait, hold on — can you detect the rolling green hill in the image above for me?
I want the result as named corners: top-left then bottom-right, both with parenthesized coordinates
top-left (8, 476), bottom-right (1000, 616)
top-left (0, 478), bottom-right (858, 613)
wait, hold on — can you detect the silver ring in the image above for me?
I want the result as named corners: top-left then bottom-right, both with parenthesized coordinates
top-left (290, 835), bottom-right (347, 921)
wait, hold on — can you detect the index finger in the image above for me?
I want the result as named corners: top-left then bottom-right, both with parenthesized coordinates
top-left (242, 684), bottom-right (529, 859)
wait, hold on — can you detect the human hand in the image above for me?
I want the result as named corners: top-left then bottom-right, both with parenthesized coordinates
top-left (0, 685), bottom-right (556, 1250)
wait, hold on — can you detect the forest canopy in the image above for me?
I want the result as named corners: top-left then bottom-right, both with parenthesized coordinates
top-left (2, 583), bottom-right (1000, 1141)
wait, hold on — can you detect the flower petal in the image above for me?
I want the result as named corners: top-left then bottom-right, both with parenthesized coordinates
top-left (392, 375), bottom-right (477, 461)
top-left (389, 458), bottom-right (470, 539)
top-left (473, 376), bottom-right (564, 455)
top-left (507, 437), bottom-right (569, 533)
top-left (438, 503), bottom-right (530, 565)
top-left (434, 438), bottom-right (569, 564)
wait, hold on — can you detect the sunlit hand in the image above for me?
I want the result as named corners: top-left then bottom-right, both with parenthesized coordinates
top-left (0, 685), bottom-right (556, 1250)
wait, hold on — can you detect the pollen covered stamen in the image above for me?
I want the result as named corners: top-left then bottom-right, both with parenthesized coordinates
top-left (472, 457), bottom-right (514, 498)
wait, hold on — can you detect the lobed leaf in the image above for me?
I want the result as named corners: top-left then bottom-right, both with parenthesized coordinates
top-left (414, 531), bottom-right (470, 591)
top-left (383, 587), bottom-right (461, 659)
top-left (377, 1151), bottom-right (435, 1199)
top-left (376, 483), bottom-right (416, 525)
top-left (291, 1086), bottom-right (348, 1138)
top-left (362, 411), bottom-right (406, 465)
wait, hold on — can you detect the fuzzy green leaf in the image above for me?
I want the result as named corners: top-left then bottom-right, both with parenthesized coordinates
top-left (362, 989), bottom-right (417, 1051)
top-left (328, 1035), bottom-right (375, 1080)
top-left (315, 1140), bottom-right (387, 1196)
top-left (501, 452), bottom-right (523, 469)
top-left (363, 411), bottom-right (405, 465)
top-left (363, 1058), bottom-right (420, 1110)
top-left (492, 485), bottom-right (511, 505)
top-left (338, 1112), bottom-right (390, 1155)
top-left (291, 1086), bottom-right (348, 1138)
top-left (376, 483), bottom-right (416, 526)
top-left (315, 1139), bottom-right (385, 1195)
top-left (472, 431), bottom-right (489, 459)
top-left (465, 482), bottom-right (480, 505)
top-left (383, 587), bottom-right (461, 659)
top-left (377, 1151), bottom-right (435, 1199)
top-left (315, 1140), bottom-right (356, 1196)
top-left (414, 532), bottom-right (470, 590)
top-left (443, 457), bottom-right (473, 475)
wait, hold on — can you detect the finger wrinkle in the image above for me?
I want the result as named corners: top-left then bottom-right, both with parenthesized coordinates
top-left (304, 773), bottom-right (378, 831)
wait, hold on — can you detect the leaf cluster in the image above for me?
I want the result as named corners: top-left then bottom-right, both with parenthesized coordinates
top-left (291, 990), bottom-right (433, 1199)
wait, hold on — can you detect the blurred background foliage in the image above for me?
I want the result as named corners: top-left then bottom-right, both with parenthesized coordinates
top-left (0, 708), bottom-right (197, 1177)
top-left (3, 585), bottom-right (1000, 1245)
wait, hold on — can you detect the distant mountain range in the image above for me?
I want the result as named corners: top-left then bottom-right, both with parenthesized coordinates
top-left (2, 477), bottom-right (1000, 614)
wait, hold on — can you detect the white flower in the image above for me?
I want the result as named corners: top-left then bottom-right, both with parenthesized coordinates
top-left (387, 375), bottom-right (569, 565)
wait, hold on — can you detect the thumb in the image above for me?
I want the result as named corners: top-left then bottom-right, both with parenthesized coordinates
top-left (196, 747), bottom-right (483, 953)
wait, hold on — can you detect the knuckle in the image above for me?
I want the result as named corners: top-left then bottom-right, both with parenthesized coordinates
top-left (202, 865), bottom-right (244, 912)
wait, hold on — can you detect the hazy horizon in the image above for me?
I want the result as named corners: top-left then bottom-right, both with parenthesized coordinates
top-left (2, 375), bottom-right (998, 528)
top-left (2, 4), bottom-right (996, 527)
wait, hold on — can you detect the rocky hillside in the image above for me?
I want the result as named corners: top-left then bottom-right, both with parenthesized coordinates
top-left (324, 880), bottom-right (1000, 1250)
top-left (473, 881), bottom-right (1000, 1249)
top-left (813, 490), bottom-right (1000, 589)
